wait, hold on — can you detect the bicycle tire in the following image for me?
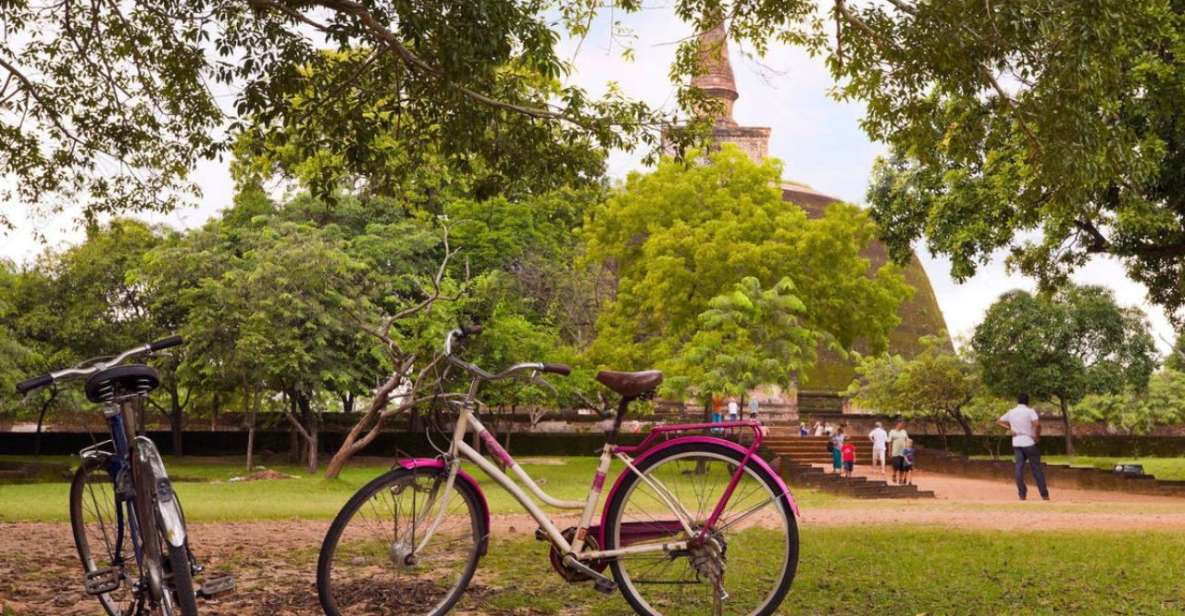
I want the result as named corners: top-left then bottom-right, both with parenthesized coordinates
top-left (318, 466), bottom-right (487, 616)
top-left (601, 441), bottom-right (799, 616)
top-left (69, 459), bottom-right (132, 616)
top-left (166, 541), bottom-right (199, 616)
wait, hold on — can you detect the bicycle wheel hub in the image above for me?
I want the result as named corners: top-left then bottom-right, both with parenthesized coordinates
top-left (388, 540), bottom-right (417, 568)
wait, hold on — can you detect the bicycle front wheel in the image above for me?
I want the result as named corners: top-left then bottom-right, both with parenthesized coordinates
top-left (602, 441), bottom-right (798, 616)
top-left (70, 457), bottom-right (138, 616)
top-left (318, 466), bottom-right (487, 616)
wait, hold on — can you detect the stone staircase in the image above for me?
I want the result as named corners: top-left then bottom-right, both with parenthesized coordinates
top-left (763, 434), bottom-right (935, 499)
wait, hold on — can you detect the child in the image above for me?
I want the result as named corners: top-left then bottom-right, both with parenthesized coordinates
top-left (841, 440), bottom-right (856, 479)
top-left (900, 439), bottom-right (916, 485)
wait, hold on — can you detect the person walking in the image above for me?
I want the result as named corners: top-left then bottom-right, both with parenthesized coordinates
top-left (888, 420), bottom-right (909, 485)
top-left (727, 398), bottom-right (740, 422)
top-left (813, 421), bottom-right (824, 437)
top-left (830, 428), bottom-right (846, 474)
top-left (997, 393), bottom-right (1050, 501)
top-left (829, 431), bottom-right (848, 473)
top-left (749, 397), bottom-right (760, 422)
top-left (868, 421), bottom-right (889, 475)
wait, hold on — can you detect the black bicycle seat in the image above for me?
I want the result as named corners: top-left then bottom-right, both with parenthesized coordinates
top-left (85, 364), bottom-right (160, 403)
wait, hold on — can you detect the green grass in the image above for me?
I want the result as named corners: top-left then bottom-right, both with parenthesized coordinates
top-left (1038, 455), bottom-right (1185, 481)
top-left (0, 455), bottom-right (838, 523)
top-left (470, 528), bottom-right (1185, 614)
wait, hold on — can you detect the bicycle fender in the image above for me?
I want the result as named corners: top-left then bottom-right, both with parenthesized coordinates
top-left (134, 437), bottom-right (187, 548)
top-left (396, 458), bottom-right (491, 554)
top-left (598, 436), bottom-right (799, 548)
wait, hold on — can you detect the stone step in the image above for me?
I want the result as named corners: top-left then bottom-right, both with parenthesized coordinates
top-left (774, 457), bottom-right (934, 500)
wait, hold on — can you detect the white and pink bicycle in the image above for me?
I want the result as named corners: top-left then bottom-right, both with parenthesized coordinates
top-left (316, 325), bottom-right (800, 616)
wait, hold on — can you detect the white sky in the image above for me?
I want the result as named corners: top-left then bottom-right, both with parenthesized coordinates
top-left (0, 8), bottom-right (1176, 354)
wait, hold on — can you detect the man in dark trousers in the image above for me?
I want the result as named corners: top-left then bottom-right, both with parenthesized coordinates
top-left (997, 393), bottom-right (1050, 501)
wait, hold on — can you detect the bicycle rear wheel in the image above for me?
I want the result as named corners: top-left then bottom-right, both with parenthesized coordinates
top-left (70, 458), bottom-right (138, 616)
top-left (318, 466), bottom-right (487, 616)
top-left (602, 441), bottom-right (798, 616)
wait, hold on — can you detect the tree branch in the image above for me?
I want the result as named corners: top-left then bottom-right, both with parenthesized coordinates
top-left (0, 55), bottom-right (87, 148)
top-left (248, 0), bottom-right (582, 125)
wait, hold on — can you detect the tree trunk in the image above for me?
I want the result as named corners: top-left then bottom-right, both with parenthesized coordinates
top-left (169, 388), bottom-right (184, 457)
top-left (950, 409), bottom-right (974, 438)
top-left (293, 390), bottom-right (319, 474)
top-left (306, 427), bottom-right (318, 475)
top-left (1059, 397), bottom-right (1074, 455)
top-left (243, 383), bottom-right (258, 472)
top-left (326, 412), bottom-right (377, 480)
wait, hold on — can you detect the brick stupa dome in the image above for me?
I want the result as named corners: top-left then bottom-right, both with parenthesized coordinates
top-left (688, 21), bottom-right (950, 406)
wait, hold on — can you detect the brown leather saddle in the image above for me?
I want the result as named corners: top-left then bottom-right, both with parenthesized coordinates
top-left (595, 370), bottom-right (663, 399)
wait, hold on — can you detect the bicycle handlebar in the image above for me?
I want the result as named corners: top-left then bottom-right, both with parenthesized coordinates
top-left (15, 374), bottom-right (53, 394)
top-left (442, 327), bottom-right (569, 382)
top-left (149, 335), bottom-right (184, 351)
top-left (15, 335), bottom-right (185, 395)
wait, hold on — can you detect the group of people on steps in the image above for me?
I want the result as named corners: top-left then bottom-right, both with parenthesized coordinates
top-left (800, 392), bottom-right (1050, 500)
top-left (803, 419), bottom-right (915, 484)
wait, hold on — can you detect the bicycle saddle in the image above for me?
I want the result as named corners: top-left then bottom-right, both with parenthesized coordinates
top-left (595, 370), bottom-right (663, 398)
top-left (85, 364), bottom-right (160, 403)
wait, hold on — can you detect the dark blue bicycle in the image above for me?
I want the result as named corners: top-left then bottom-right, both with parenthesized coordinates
top-left (17, 336), bottom-right (233, 615)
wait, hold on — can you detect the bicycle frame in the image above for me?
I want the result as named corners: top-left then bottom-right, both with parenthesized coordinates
top-left (416, 378), bottom-right (791, 565)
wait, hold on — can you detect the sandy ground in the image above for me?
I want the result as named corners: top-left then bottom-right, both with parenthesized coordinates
top-left (3, 472), bottom-right (1184, 615)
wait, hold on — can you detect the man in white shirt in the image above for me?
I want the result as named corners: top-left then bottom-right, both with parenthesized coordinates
top-left (727, 398), bottom-right (740, 422)
top-left (997, 393), bottom-right (1050, 501)
top-left (868, 422), bottom-right (889, 475)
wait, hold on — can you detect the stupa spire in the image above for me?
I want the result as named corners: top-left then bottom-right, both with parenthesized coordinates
top-left (692, 20), bottom-right (739, 126)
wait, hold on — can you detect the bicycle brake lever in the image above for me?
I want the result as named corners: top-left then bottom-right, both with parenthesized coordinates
top-left (528, 372), bottom-right (559, 397)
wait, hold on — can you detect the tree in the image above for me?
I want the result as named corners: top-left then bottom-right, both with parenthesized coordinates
top-left (971, 286), bottom-right (1158, 453)
top-left (0, 0), bottom-right (680, 224)
top-left (832, 1), bottom-right (1185, 323)
top-left (585, 146), bottom-right (911, 401)
top-left (5, 220), bottom-right (201, 452)
top-left (847, 335), bottom-right (983, 439)
top-left (673, 277), bottom-right (820, 400)
top-left (1167, 334), bottom-right (1185, 373)
top-left (1075, 369), bottom-right (1185, 435)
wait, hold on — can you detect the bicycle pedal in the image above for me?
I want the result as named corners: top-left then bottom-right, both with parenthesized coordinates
top-left (593, 578), bottom-right (617, 594)
top-left (84, 567), bottom-right (120, 595)
top-left (196, 575), bottom-right (236, 598)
